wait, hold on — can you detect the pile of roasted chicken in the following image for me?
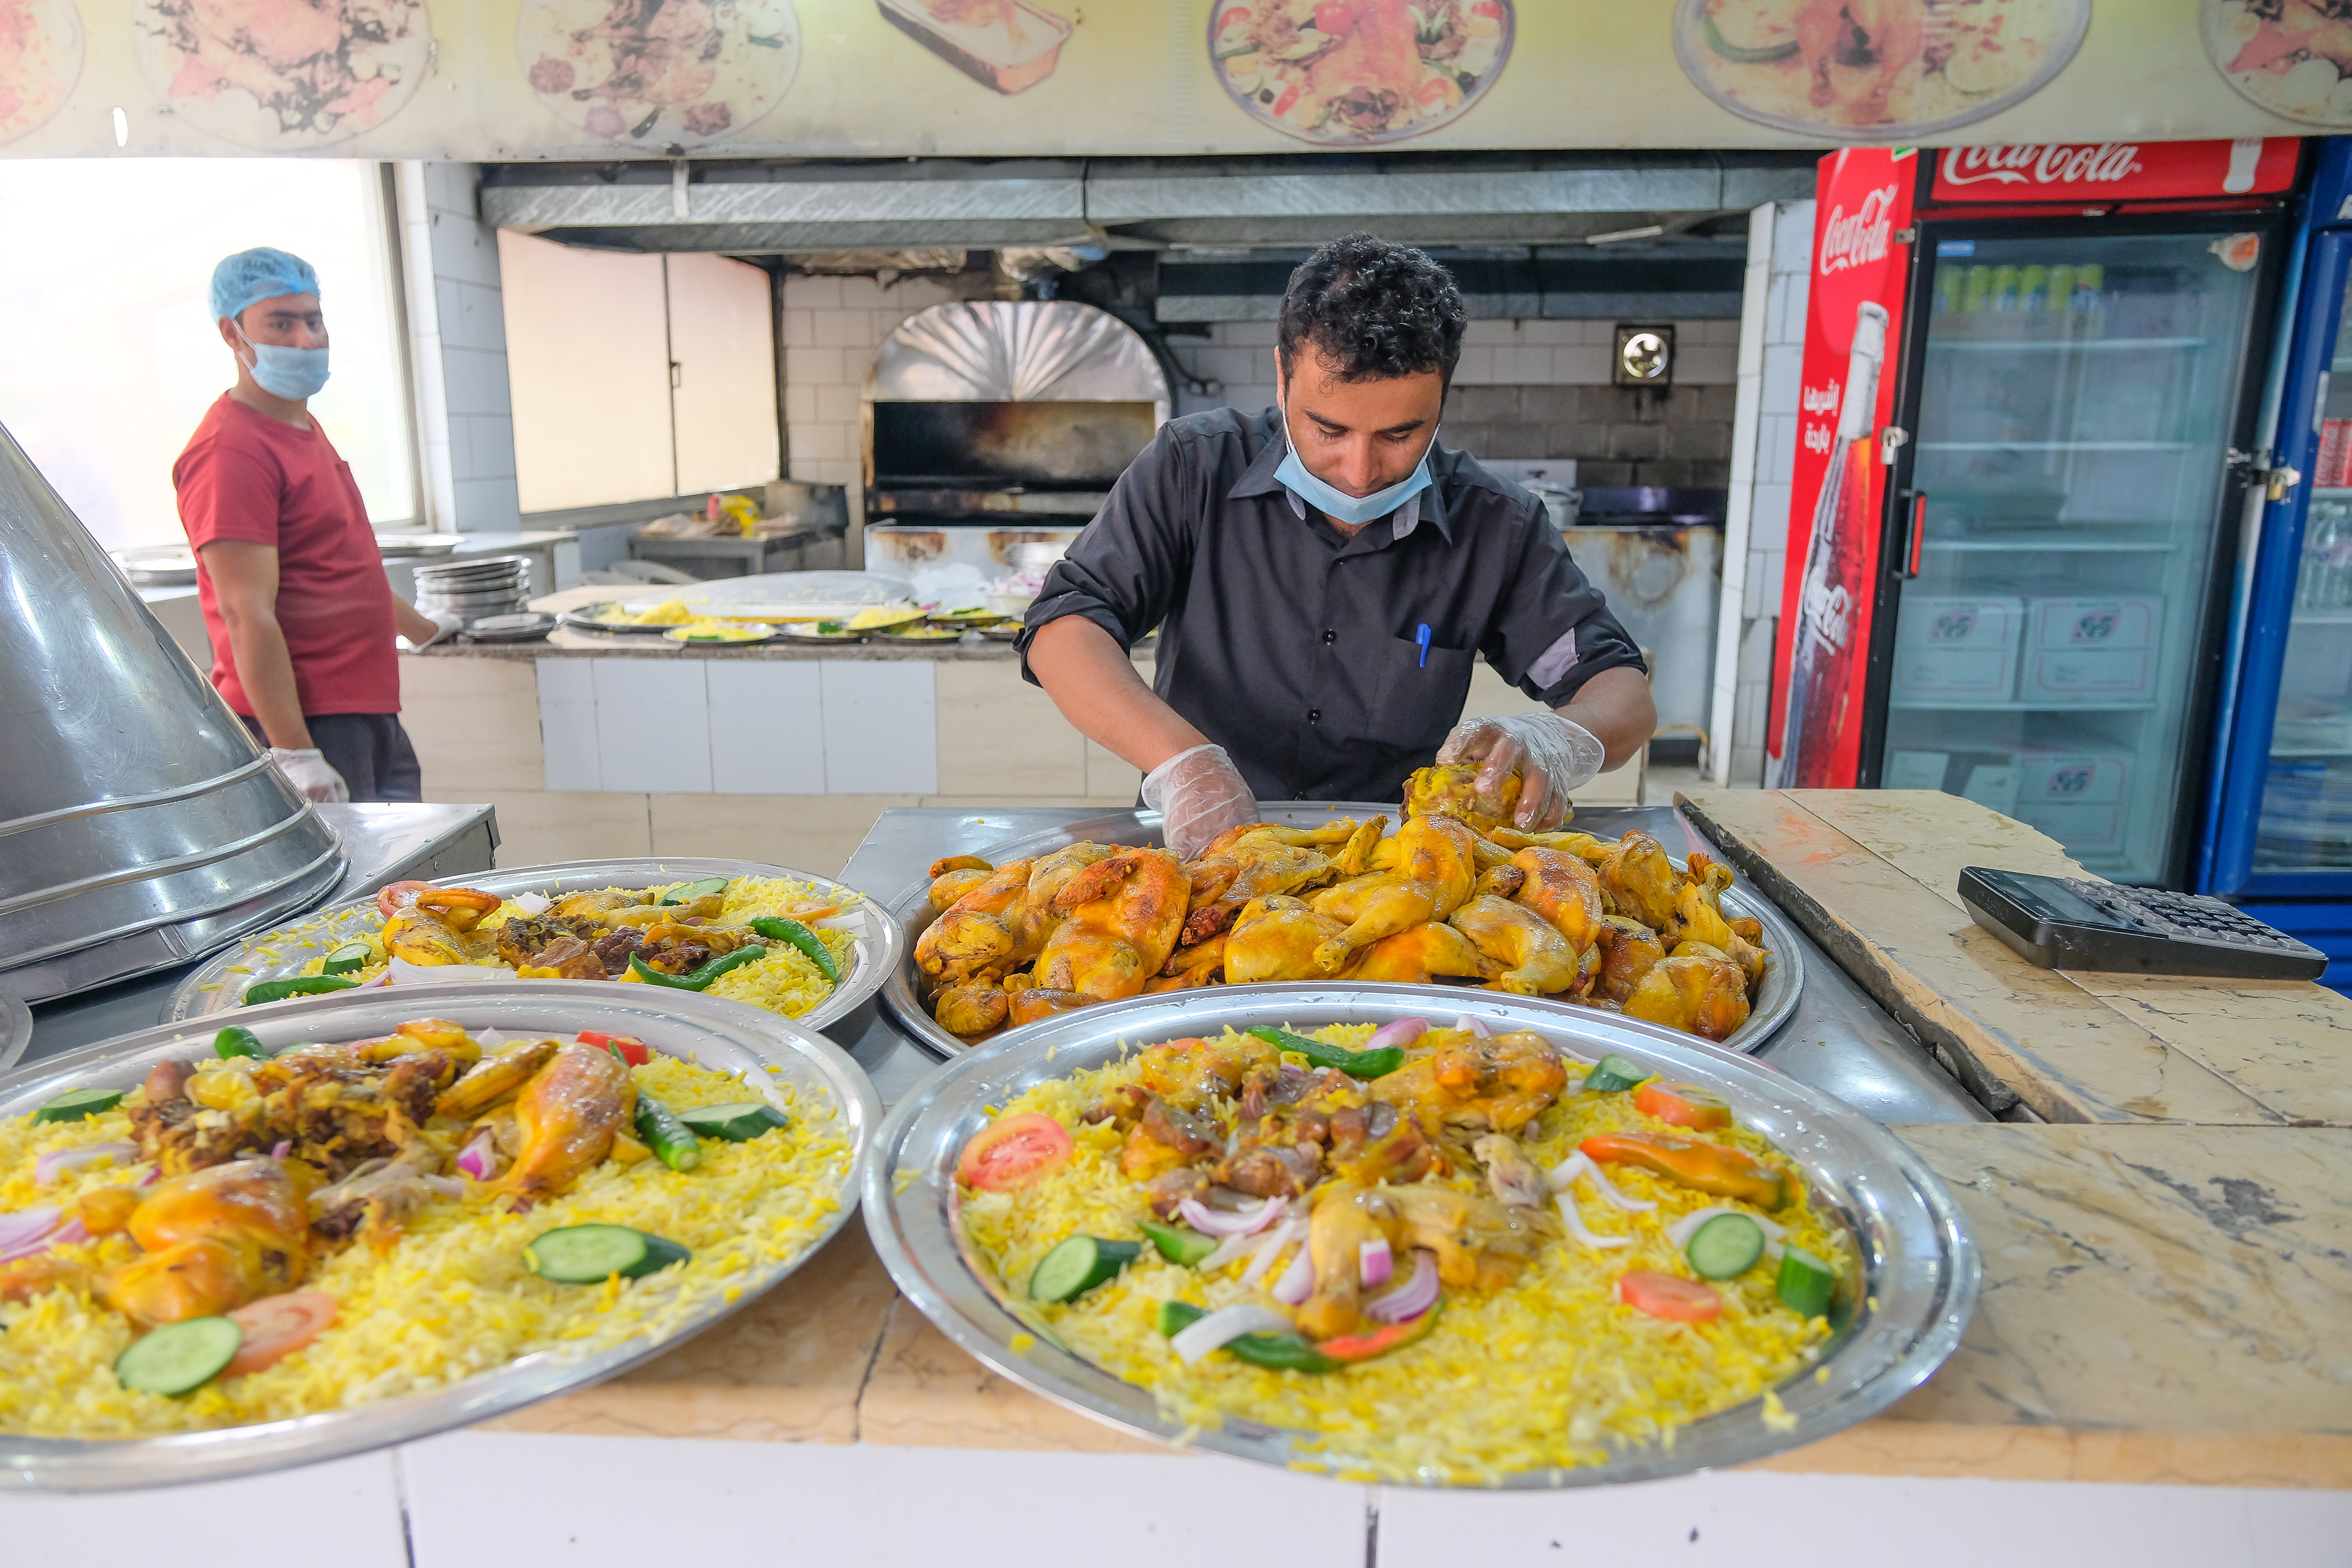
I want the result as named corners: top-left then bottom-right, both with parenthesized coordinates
top-left (916, 766), bottom-right (1770, 1043)
top-left (0, 1023), bottom-right (641, 1329)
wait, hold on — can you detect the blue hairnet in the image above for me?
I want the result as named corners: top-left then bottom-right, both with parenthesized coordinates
top-left (209, 247), bottom-right (321, 324)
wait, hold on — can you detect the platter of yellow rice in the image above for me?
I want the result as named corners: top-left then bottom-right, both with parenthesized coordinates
top-left (166, 859), bottom-right (901, 1045)
top-left (0, 980), bottom-right (877, 1490)
top-left (864, 982), bottom-right (1977, 1487)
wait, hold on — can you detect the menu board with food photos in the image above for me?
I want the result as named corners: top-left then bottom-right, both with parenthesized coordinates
top-left (0, 0), bottom-right (2335, 158)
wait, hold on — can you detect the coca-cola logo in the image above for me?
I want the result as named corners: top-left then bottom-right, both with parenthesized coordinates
top-left (1942, 144), bottom-right (2144, 189)
top-left (1818, 185), bottom-right (1899, 276)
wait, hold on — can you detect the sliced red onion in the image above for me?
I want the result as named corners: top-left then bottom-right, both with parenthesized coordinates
top-left (1359, 1235), bottom-right (1393, 1287)
top-left (454, 1130), bottom-right (498, 1182)
top-left (1177, 1194), bottom-right (1285, 1238)
top-left (421, 1174), bottom-right (466, 1197)
top-left (514, 892), bottom-right (552, 915)
top-left (137, 1166), bottom-right (160, 1186)
top-left (387, 957), bottom-right (511, 987)
top-left (476, 1028), bottom-right (505, 1051)
top-left (271, 1140), bottom-right (292, 1159)
top-left (353, 972), bottom-right (393, 990)
top-left (1168, 1303), bottom-right (1294, 1365)
top-left (34, 1142), bottom-right (139, 1186)
top-left (1239, 1218), bottom-right (1306, 1288)
top-left (1453, 1013), bottom-right (1492, 1038)
top-left (0, 1208), bottom-right (64, 1262)
top-left (1270, 1237), bottom-right (1316, 1305)
top-left (1555, 1191), bottom-right (1633, 1253)
top-left (1363, 1017), bottom-right (1427, 1055)
top-left (1363, 1249), bottom-right (1439, 1324)
top-left (1665, 1204), bottom-right (1786, 1260)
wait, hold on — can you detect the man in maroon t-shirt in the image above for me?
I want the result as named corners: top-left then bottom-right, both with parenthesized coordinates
top-left (175, 248), bottom-right (459, 802)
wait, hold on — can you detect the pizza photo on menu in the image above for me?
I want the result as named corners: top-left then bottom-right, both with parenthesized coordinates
top-left (129, 0), bottom-right (431, 147)
top-left (1673, 0), bottom-right (2089, 139)
top-left (518, 0), bottom-right (800, 148)
top-left (1209, 0), bottom-right (1513, 145)
top-left (2203, 0), bottom-right (2352, 125)
top-left (0, 0), bottom-right (81, 145)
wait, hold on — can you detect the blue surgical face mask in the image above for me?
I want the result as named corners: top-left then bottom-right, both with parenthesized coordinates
top-left (235, 322), bottom-right (330, 401)
top-left (1272, 398), bottom-right (1434, 527)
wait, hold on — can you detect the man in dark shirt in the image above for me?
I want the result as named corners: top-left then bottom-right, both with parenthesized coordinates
top-left (1020, 233), bottom-right (1654, 856)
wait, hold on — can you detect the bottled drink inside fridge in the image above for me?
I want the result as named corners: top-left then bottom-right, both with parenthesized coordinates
top-left (2069, 263), bottom-right (2104, 311)
top-left (1779, 301), bottom-right (1890, 788)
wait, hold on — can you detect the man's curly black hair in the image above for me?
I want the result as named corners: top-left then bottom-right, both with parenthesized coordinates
top-left (1276, 232), bottom-right (1467, 388)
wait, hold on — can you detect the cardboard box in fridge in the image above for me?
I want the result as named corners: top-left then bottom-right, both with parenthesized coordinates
top-left (2014, 799), bottom-right (2127, 854)
top-left (1891, 596), bottom-right (2023, 704)
top-left (2025, 595), bottom-right (2165, 651)
top-left (2013, 745), bottom-right (2132, 807)
top-left (2020, 646), bottom-right (2157, 703)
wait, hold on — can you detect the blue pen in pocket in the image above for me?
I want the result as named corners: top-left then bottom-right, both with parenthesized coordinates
top-left (1415, 623), bottom-right (1432, 669)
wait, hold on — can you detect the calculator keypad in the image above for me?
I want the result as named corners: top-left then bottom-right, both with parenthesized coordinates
top-left (2061, 880), bottom-right (2304, 950)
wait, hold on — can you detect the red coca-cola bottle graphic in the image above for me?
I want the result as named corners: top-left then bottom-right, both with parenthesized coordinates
top-left (1779, 301), bottom-right (1888, 787)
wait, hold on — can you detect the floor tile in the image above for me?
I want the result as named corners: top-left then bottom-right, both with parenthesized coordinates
top-left (4, 1450), bottom-right (407, 1568)
top-left (650, 792), bottom-right (914, 876)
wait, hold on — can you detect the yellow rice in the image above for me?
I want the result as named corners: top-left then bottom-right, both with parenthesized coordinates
top-left (0, 1053), bottom-right (853, 1438)
top-left (959, 1024), bottom-right (1844, 1485)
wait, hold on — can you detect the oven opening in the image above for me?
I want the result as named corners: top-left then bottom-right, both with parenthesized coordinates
top-left (870, 401), bottom-right (1158, 488)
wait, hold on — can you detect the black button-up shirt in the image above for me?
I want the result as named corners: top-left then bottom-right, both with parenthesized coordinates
top-left (1019, 405), bottom-right (1645, 803)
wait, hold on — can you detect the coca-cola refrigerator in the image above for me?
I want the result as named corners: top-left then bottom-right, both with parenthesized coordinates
top-left (1771, 137), bottom-right (2304, 889)
top-left (2197, 135), bottom-right (2352, 986)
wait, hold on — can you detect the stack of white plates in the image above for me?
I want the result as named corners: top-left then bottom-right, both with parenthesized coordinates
top-left (414, 556), bottom-right (531, 623)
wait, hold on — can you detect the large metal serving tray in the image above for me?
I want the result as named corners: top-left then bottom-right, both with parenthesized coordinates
top-left (167, 858), bottom-right (902, 1047)
top-left (0, 981), bottom-right (879, 1491)
top-left (880, 804), bottom-right (1803, 1060)
top-left (865, 984), bottom-right (1976, 1488)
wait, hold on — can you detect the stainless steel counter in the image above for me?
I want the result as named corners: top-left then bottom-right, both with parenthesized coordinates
top-left (21, 802), bottom-right (499, 1063)
top-left (829, 804), bottom-right (1992, 1123)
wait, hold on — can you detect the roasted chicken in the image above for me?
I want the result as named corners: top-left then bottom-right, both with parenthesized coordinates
top-left (105, 1160), bottom-right (312, 1326)
top-left (1033, 848), bottom-right (1189, 1001)
top-left (1447, 895), bottom-right (1584, 996)
top-left (1624, 950), bottom-right (1751, 1042)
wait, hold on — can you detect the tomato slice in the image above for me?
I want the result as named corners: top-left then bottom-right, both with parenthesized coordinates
top-left (1315, 1298), bottom-right (1443, 1363)
top-left (578, 1031), bottom-right (650, 1066)
top-left (223, 1291), bottom-right (339, 1378)
top-left (375, 880), bottom-right (442, 919)
top-left (1633, 1080), bottom-right (1734, 1131)
top-left (1618, 1271), bottom-right (1722, 1324)
top-left (1216, 5), bottom-right (1252, 30)
top-left (1313, 1), bottom-right (1354, 33)
top-left (955, 1112), bottom-right (1072, 1191)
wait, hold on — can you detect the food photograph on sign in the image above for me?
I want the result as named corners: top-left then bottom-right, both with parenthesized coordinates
top-left (1210, 0), bottom-right (1512, 145)
top-left (129, 0), bottom-right (431, 147)
top-left (1672, 0), bottom-right (2090, 140)
top-left (2203, 0), bottom-right (2352, 124)
top-left (877, 0), bottom-right (1072, 96)
top-left (518, 0), bottom-right (800, 147)
top-left (0, 0), bottom-right (80, 145)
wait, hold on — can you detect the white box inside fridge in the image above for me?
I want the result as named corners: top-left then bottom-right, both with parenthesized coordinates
top-left (2014, 799), bottom-right (2127, 853)
top-left (2026, 595), bottom-right (2164, 651)
top-left (1960, 763), bottom-right (2021, 814)
top-left (2013, 746), bottom-right (2132, 807)
top-left (1891, 596), bottom-right (2023, 703)
top-left (2020, 646), bottom-right (2157, 703)
top-left (1883, 750), bottom-right (1953, 790)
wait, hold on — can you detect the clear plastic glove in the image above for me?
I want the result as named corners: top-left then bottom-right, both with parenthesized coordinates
top-left (1140, 743), bottom-right (1259, 861)
top-left (413, 611), bottom-right (466, 649)
top-left (1437, 712), bottom-right (1605, 831)
top-left (269, 747), bottom-right (350, 804)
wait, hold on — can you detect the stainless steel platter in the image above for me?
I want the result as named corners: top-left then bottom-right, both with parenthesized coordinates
top-left (1, 980), bottom-right (879, 1491)
top-left (0, 983), bottom-right (28, 1074)
top-left (880, 804), bottom-right (1803, 1059)
top-left (554, 600), bottom-right (683, 635)
top-left (167, 858), bottom-right (902, 1048)
top-left (864, 984), bottom-right (1977, 1488)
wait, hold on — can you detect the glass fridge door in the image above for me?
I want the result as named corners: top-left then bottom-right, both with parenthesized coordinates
top-left (2256, 271), bottom-right (2352, 873)
top-left (1883, 230), bottom-right (2265, 883)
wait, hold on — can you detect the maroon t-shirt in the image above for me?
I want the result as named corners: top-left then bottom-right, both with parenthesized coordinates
top-left (174, 394), bottom-right (399, 716)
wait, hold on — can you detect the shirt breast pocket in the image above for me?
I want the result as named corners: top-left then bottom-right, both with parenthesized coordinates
top-left (1355, 632), bottom-right (1474, 757)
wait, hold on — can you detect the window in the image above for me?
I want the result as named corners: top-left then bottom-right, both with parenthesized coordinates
top-left (499, 231), bottom-right (779, 512)
top-left (0, 159), bottom-right (418, 551)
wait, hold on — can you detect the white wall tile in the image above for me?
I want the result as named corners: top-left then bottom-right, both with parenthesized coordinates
top-left (785, 274), bottom-right (843, 308)
top-left (784, 345), bottom-right (846, 385)
top-left (459, 414), bottom-right (516, 480)
top-left (9, 1450), bottom-right (408, 1568)
top-left (1772, 198), bottom-right (1817, 273)
top-left (1452, 344), bottom-right (1497, 383)
top-left (1553, 343), bottom-right (1611, 383)
top-left (779, 307), bottom-right (813, 347)
top-left (821, 659), bottom-right (937, 793)
top-left (593, 659), bottom-right (712, 793)
top-left (451, 476), bottom-right (522, 532)
top-left (1760, 342), bottom-right (1805, 417)
top-left (537, 657), bottom-right (600, 790)
top-left (1678, 343), bottom-right (1738, 384)
top-left (811, 308), bottom-right (870, 348)
top-left (783, 382), bottom-right (818, 423)
top-left (706, 660), bottom-right (826, 794)
top-left (442, 345), bottom-right (513, 417)
top-left (815, 382), bottom-right (861, 423)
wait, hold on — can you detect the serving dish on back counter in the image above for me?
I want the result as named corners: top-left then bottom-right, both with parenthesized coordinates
top-left (168, 858), bottom-right (900, 1047)
top-left (865, 984), bottom-right (1974, 1487)
top-left (0, 981), bottom-right (876, 1490)
top-left (882, 802), bottom-right (1803, 1060)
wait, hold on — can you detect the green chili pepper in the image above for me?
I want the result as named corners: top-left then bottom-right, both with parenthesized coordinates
top-left (1703, 13), bottom-right (1800, 64)
top-left (1156, 1301), bottom-right (1338, 1374)
top-left (240, 975), bottom-right (361, 1006)
top-left (633, 1091), bottom-right (702, 1172)
top-left (746, 916), bottom-right (839, 983)
top-left (213, 1025), bottom-right (265, 1060)
top-left (1246, 1025), bottom-right (1404, 1080)
top-left (627, 945), bottom-right (769, 992)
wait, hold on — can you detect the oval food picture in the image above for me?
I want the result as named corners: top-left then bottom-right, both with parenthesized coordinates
top-left (518, 0), bottom-right (801, 148)
top-left (128, 0), bottom-right (432, 147)
top-left (0, 0), bottom-right (83, 146)
top-left (1672, 0), bottom-right (2090, 140)
top-left (1209, 0), bottom-right (1513, 146)
top-left (2203, 0), bottom-right (2352, 125)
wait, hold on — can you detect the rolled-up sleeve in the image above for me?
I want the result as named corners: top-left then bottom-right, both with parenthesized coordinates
top-left (1017, 425), bottom-right (1202, 684)
top-left (1481, 515), bottom-right (1648, 707)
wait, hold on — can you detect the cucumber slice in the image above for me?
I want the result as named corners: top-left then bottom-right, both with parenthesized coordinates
top-left (524, 1224), bottom-right (692, 1283)
top-left (1030, 1237), bottom-right (1142, 1303)
top-left (662, 876), bottom-right (730, 905)
top-left (1581, 1054), bottom-right (1649, 1093)
top-left (116, 1317), bottom-right (242, 1396)
top-left (320, 941), bottom-right (374, 976)
top-left (1136, 1216), bottom-right (1219, 1267)
top-left (1686, 1212), bottom-right (1766, 1280)
top-left (677, 1101), bottom-right (789, 1141)
top-left (34, 1087), bottom-right (124, 1124)
top-left (1776, 1246), bottom-right (1836, 1318)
